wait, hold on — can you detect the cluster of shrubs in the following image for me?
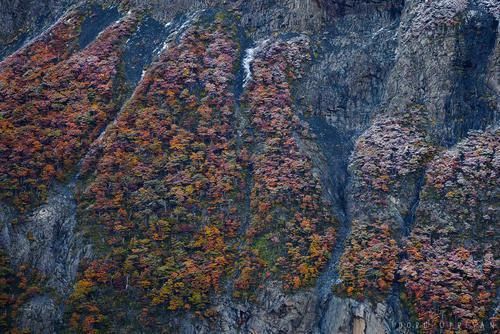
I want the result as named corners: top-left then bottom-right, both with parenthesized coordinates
top-left (400, 129), bottom-right (498, 332)
top-left (401, 232), bottom-right (496, 332)
top-left (4, 4), bottom-right (492, 332)
top-left (0, 251), bottom-right (42, 333)
top-left (70, 18), bottom-right (338, 330)
top-left (349, 112), bottom-right (435, 203)
top-left (72, 17), bottom-right (243, 331)
top-left (235, 37), bottom-right (336, 295)
top-left (0, 6), bottom-right (340, 331)
top-left (340, 119), bottom-right (498, 332)
top-left (339, 221), bottom-right (398, 298)
top-left (0, 9), bottom-right (139, 213)
top-left (340, 109), bottom-right (435, 298)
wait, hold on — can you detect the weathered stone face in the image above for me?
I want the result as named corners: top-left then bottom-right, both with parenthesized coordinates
top-left (0, 0), bottom-right (498, 333)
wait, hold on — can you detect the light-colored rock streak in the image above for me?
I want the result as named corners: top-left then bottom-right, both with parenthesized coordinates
top-left (242, 39), bottom-right (269, 88)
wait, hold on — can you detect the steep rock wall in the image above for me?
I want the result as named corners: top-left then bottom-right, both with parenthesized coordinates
top-left (0, 0), bottom-right (498, 333)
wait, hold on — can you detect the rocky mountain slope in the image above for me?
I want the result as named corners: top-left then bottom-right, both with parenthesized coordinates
top-left (0, 0), bottom-right (498, 333)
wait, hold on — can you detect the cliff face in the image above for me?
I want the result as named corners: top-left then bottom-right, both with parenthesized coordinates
top-left (0, 1), bottom-right (498, 333)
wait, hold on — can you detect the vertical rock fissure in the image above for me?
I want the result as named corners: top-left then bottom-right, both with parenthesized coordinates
top-left (304, 119), bottom-right (353, 331)
top-left (401, 172), bottom-right (425, 238)
top-left (224, 25), bottom-right (254, 296)
top-left (234, 31), bottom-right (253, 239)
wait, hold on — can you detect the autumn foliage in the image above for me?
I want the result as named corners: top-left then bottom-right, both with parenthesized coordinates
top-left (1, 4), bottom-right (497, 333)
top-left (235, 37), bottom-right (336, 294)
top-left (349, 112), bottom-right (436, 202)
top-left (0, 10), bottom-right (139, 213)
top-left (339, 221), bottom-right (398, 298)
top-left (72, 17), bottom-right (244, 331)
top-left (68, 15), bottom-right (338, 330)
top-left (0, 252), bottom-right (42, 333)
top-left (0, 8), bottom-right (338, 325)
top-left (400, 130), bottom-right (498, 332)
top-left (339, 110), bottom-right (436, 298)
